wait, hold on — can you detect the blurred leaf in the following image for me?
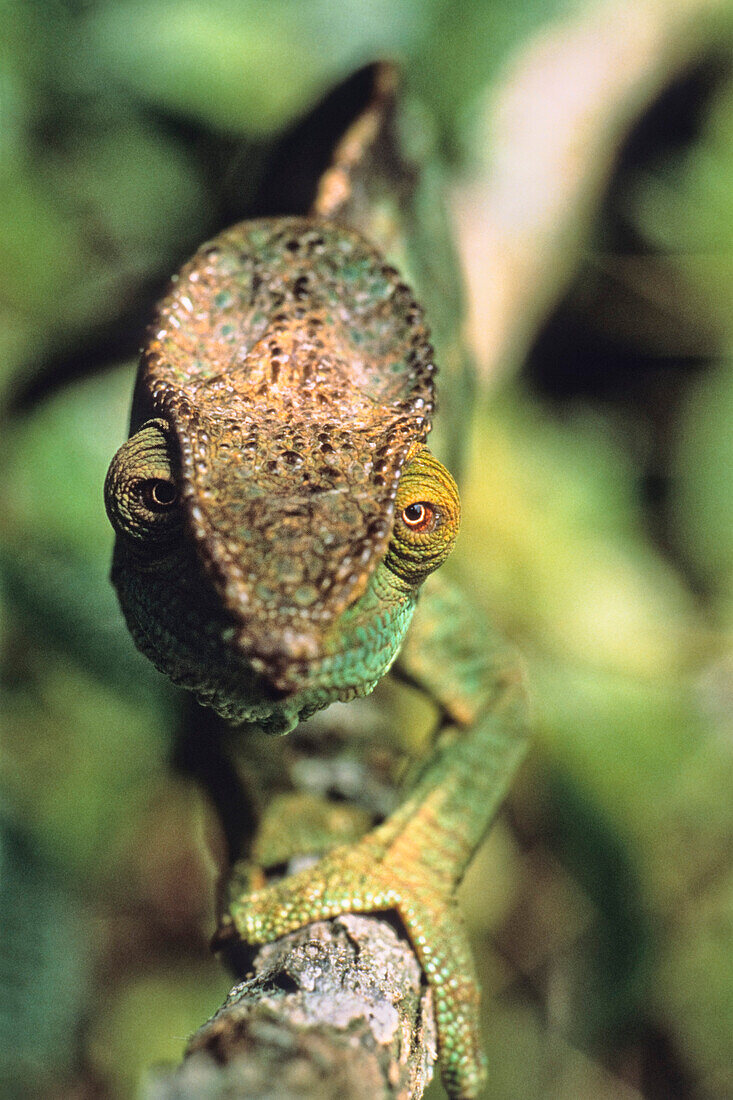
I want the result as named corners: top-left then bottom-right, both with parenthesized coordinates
top-left (45, 119), bottom-right (211, 280)
top-left (656, 871), bottom-right (733, 1097)
top-left (0, 810), bottom-right (90, 1096)
top-left (0, 359), bottom-right (175, 885)
top-left (530, 658), bottom-right (706, 822)
top-left (1, 362), bottom-right (178, 708)
top-left (85, 0), bottom-right (568, 156)
top-left (409, 0), bottom-right (567, 157)
top-left (86, 0), bottom-right (429, 136)
top-left (456, 396), bottom-right (698, 679)
top-left (2, 648), bottom-right (169, 882)
top-left (88, 965), bottom-right (230, 1099)
top-left (0, 90), bottom-right (209, 399)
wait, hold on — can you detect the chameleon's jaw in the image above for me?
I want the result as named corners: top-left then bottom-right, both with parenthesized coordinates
top-left (112, 520), bottom-right (404, 726)
top-left (201, 549), bottom-right (416, 712)
top-left (234, 624), bottom-right (325, 695)
top-left (222, 598), bottom-right (353, 697)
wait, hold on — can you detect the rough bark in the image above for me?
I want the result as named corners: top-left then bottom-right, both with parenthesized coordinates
top-left (145, 914), bottom-right (436, 1100)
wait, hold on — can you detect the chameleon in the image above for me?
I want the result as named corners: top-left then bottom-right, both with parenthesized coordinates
top-left (104, 65), bottom-right (529, 1099)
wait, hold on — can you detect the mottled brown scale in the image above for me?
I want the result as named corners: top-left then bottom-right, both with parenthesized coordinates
top-left (138, 217), bottom-right (434, 671)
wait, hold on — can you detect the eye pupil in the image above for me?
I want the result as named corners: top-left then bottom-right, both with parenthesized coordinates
top-left (402, 502), bottom-right (436, 530)
top-left (141, 479), bottom-right (177, 510)
top-left (404, 503), bottom-right (425, 524)
top-left (153, 481), bottom-right (176, 506)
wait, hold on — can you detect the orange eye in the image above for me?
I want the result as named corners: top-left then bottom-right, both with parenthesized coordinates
top-left (401, 502), bottom-right (436, 532)
top-left (385, 448), bottom-right (459, 584)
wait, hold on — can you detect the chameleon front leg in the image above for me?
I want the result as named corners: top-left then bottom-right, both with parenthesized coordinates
top-left (225, 574), bottom-right (530, 1099)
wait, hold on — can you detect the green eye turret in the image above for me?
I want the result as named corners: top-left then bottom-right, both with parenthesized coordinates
top-left (385, 446), bottom-right (460, 586)
top-left (104, 420), bottom-right (181, 546)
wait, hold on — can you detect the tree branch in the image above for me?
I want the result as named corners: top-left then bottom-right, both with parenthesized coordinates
top-left (145, 914), bottom-right (436, 1100)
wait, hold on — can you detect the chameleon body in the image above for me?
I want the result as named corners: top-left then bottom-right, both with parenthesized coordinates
top-left (105, 72), bottom-right (528, 1099)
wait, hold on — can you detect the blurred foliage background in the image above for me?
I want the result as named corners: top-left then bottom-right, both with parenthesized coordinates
top-left (1, 0), bottom-right (732, 1097)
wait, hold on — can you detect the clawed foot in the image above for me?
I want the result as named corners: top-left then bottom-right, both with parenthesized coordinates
top-left (225, 833), bottom-right (486, 1099)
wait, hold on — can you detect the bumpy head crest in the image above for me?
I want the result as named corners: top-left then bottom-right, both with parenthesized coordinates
top-left (137, 217), bottom-right (435, 669)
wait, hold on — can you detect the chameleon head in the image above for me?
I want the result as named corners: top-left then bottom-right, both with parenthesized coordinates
top-left (104, 217), bottom-right (460, 733)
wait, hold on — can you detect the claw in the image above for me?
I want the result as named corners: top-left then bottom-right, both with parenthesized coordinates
top-left (228, 834), bottom-right (486, 1099)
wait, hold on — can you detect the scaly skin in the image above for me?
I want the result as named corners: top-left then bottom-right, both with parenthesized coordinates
top-left (224, 605), bottom-right (527, 1099)
top-left (105, 69), bottom-right (529, 1098)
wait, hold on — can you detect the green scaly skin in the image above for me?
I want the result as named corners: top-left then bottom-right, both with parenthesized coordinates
top-left (105, 68), bottom-right (529, 1098)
